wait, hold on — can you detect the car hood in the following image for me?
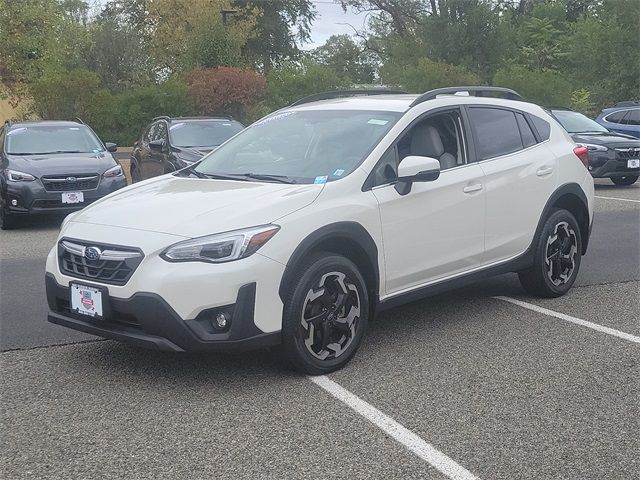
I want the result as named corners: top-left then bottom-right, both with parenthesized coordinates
top-left (69, 175), bottom-right (323, 238)
top-left (7, 152), bottom-right (117, 176)
top-left (571, 131), bottom-right (640, 147)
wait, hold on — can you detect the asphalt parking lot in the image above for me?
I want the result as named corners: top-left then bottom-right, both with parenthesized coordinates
top-left (1, 179), bottom-right (638, 479)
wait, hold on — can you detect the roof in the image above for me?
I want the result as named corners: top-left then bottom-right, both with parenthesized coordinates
top-left (6, 120), bottom-right (84, 128)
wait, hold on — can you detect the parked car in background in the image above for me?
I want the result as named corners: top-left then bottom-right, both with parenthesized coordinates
top-left (45, 87), bottom-right (594, 374)
top-left (550, 107), bottom-right (640, 185)
top-left (130, 116), bottom-right (245, 182)
top-left (1, 120), bottom-right (126, 229)
top-left (595, 102), bottom-right (640, 138)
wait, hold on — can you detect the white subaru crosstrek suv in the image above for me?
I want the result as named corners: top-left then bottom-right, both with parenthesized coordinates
top-left (45, 87), bottom-right (594, 374)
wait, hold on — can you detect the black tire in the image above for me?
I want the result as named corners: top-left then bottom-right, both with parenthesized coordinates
top-left (518, 209), bottom-right (582, 298)
top-left (611, 175), bottom-right (638, 186)
top-left (279, 252), bottom-right (369, 375)
top-left (131, 162), bottom-right (142, 183)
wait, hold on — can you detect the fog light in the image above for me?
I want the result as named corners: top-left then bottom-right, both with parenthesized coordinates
top-left (11, 199), bottom-right (18, 206)
top-left (215, 312), bottom-right (230, 329)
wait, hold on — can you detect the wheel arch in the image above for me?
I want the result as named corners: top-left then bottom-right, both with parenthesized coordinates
top-left (278, 222), bottom-right (380, 316)
top-left (539, 183), bottom-right (591, 255)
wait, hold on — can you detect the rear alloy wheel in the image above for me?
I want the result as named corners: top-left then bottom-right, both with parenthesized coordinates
top-left (611, 175), bottom-right (638, 186)
top-left (280, 253), bottom-right (368, 374)
top-left (518, 209), bottom-right (582, 298)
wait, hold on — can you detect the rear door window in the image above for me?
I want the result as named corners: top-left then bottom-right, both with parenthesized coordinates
top-left (468, 107), bottom-right (523, 160)
top-left (623, 109), bottom-right (640, 125)
top-left (516, 113), bottom-right (537, 148)
top-left (606, 111), bottom-right (629, 124)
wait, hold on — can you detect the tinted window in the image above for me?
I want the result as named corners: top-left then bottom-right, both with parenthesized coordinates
top-left (606, 111), bottom-right (628, 124)
top-left (530, 115), bottom-right (551, 141)
top-left (169, 120), bottom-right (244, 148)
top-left (5, 125), bottom-right (104, 155)
top-left (469, 108), bottom-right (523, 159)
top-left (623, 109), bottom-right (640, 125)
top-left (516, 113), bottom-right (537, 148)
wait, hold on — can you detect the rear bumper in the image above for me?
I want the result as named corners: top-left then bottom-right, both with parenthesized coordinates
top-left (45, 274), bottom-right (280, 352)
top-left (4, 176), bottom-right (127, 215)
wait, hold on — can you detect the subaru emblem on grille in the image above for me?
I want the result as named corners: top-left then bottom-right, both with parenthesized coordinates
top-left (84, 247), bottom-right (102, 260)
top-left (66, 177), bottom-right (77, 182)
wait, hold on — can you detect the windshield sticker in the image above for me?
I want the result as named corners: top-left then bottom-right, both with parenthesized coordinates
top-left (169, 123), bottom-right (186, 130)
top-left (368, 119), bottom-right (389, 126)
top-left (255, 111), bottom-right (295, 126)
top-left (333, 169), bottom-right (345, 177)
top-left (6, 128), bottom-right (27, 136)
top-left (314, 175), bottom-right (328, 184)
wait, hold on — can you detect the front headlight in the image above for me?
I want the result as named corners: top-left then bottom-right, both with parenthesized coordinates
top-left (6, 169), bottom-right (36, 182)
top-left (103, 165), bottom-right (124, 177)
top-left (577, 143), bottom-right (608, 153)
top-left (161, 224), bottom-right (280, 263)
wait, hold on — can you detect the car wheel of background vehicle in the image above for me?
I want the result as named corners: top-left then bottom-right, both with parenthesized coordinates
top-left (0, 206), bottom-right (17, 230)
top-left (131, 163), bottom-right (142, 183)
top-left (518, 209), bottom-right (582, 298)
top-left (611, 175), bottom-right (638, 186)
top-left (279, 252), bottom-right (369, 375)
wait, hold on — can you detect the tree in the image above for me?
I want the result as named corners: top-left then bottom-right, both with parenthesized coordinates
top-left (312, 35), bottom-right (377, 84)
top-left (185, 67), bottom-right (266, 119)
top-left (381, 57), bottom-right (479, 93)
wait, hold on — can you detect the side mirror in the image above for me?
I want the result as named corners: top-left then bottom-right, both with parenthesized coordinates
top-left (105, 142), bottom-right (118, 153)
top-left (149, 139), bottom-right (166, 152)
top-left (395, 156), bottom-right (440, 195)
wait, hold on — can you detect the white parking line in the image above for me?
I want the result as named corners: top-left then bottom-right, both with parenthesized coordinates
top-left (595, 195), bottom-right (640, 203)
top-left (494, 296), bottom-right (640, 344)
top-left (309, 375), bottom-right (479, 480)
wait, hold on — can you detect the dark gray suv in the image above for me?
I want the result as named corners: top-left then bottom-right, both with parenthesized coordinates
top-left (0, 120), bottom-right (127, 229)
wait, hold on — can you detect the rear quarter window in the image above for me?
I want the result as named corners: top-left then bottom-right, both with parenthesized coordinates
top-left (605, 111), bottom-right (628, 124)
top-left (516, 113), bottom-right (537, 148)
top-left (530, 115), bottom-right (551, 141)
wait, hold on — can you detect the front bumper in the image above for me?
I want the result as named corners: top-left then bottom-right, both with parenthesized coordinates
top-left (5, 176), bottom-right (127, 215)
top-left (588, 153), bottom-right (640, 179)
top-left (46, 274), bottom-right (280, 352)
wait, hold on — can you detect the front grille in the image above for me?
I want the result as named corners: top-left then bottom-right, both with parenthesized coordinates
top-left (42, 174), bottom-right (100, 192)
top-left (614, 147), bottom-right (640, 160)
top-left (58, 239), bottom-right (143, 285)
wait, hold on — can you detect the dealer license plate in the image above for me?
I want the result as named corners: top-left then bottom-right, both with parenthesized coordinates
top-left (70, 283), bottom-right (103, 318)
top-left (627, 159), bottom-right (640, 169)
top-left (61, 191), bottom-right (84, 204)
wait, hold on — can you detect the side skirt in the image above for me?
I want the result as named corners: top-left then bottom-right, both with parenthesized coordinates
top-left (377, 250), bottom-right (533, 313)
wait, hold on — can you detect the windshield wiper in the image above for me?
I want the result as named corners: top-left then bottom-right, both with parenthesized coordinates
top-left (241, 173), bottom-right (296, 184)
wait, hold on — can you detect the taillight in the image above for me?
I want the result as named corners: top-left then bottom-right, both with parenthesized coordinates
top-left (573, 146), bottom-right (589, 168)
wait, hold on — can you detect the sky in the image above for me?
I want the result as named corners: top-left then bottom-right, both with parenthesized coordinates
top-left (302, 1), bottom-right (370, 50)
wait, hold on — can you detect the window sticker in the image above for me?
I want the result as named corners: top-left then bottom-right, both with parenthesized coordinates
top-left (255, 111), bottom-right (295, 126)
top-left (333, 169), bottom-right (345, 176)
top-left (314, 175), bottom-right (328, 184)
top-left (368, 119), bottom-right (389, 126)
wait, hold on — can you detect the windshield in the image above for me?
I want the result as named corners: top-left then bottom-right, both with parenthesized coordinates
top-left (5, 125), bottom-right (104, 155)
top-left (169, 120), bottom-right (244, 148)
top-left (552, 110), bottom-right (608, 134)
top-left (195, 110), bottom-right (401, 184)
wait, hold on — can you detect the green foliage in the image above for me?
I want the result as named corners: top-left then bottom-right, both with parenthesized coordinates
top-left (263, 60), bottom-right (350, 112)
top-left (30, 67), bottom-right (102, 119)
top-left (570, 88), bottom-right (596, 117)
top-left (312, 35), bottom-right (377, 84)
top-left (493, 65), bottom-right (573, 106)
top-left (185, 21), bottom-right (247, 70)
top-left (84, 80), bottom-right (195, 146)
top-left (381, 58), bottom-right (480, 93)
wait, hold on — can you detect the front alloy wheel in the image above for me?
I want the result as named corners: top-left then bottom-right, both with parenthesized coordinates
top-left (544, 221), bottom-right (578, 287)
top-left (280, 253), bottom-right (369, 374)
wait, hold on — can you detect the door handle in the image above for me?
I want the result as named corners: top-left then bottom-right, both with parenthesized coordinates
top-left (537, 166), bottom-right (554, 176)
top-left (463, 183), bottom-right (483, 194)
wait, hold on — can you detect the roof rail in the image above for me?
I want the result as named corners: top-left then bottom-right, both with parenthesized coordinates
top-left (152, 115), bottom-right (171, 121)
top-left (409, 86), bottom-right (524, 107)
top-left (74, 117), bottom-right (85, 124)
top-left (613, 101), bottom-right (639, 107)
top-left (290, 89), bottom-right (408, 107)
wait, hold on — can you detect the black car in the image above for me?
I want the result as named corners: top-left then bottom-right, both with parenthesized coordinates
top-left (130, 116), bottom-right (245, 182)
top-left (549, 108), bottom-right (640, 185)
top-left (0, 120), bottom-right (127, 229)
